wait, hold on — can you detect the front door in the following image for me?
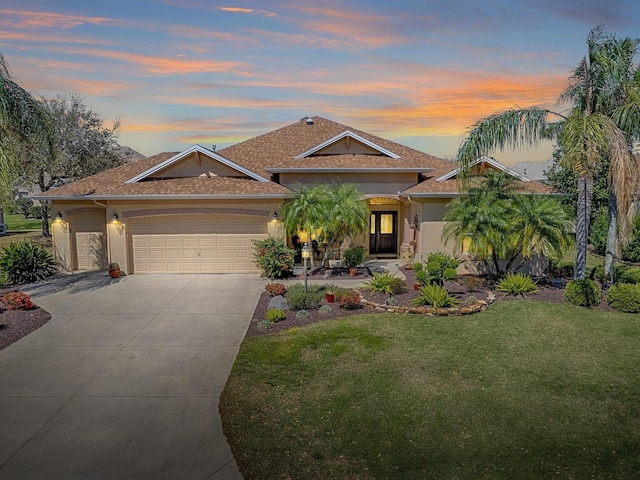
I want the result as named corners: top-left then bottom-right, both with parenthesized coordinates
top-left (370, 211), bottom-right (397, 255)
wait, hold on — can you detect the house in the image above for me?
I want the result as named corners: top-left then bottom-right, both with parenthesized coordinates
top-left (34, 116), bottom-right (550, 275)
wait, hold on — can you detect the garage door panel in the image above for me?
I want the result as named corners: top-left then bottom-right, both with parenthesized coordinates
top-left (131, 214), bottom-right (266, 273)
top-left (74, 214), bottom-right (107, 271)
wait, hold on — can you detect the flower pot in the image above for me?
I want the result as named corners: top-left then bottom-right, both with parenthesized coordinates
top-left (325, 293), bottom-right (335, 303)
top-left (349, 267), bottom-right (358, 276)
top-left (413, 282), bottom-right (421, 290)
top-left (108, 268), bottom-right (120, 278)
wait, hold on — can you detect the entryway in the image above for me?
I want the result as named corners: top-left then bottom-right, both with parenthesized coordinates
top-left (369, 211), bottom-right (397, 255)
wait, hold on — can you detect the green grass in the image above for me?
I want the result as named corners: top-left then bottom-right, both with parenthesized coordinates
top-left (221, 302), bottom-right (640, 479)
top-left (3, 213), bottom-right (44, 231)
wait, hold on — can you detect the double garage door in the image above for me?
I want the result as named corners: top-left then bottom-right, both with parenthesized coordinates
top-left (130, 214), bottom-right (267, 274)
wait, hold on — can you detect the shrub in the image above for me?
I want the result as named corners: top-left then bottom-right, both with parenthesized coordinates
top-left (496, 273), bottom-right (539, 297)
top-left (0, 271), bottom-right (7, 287)
top-left (337, 289), bottom-right (362, 309)
top-left (415, 270), bottom-right (428, 285)
top-left (15, 198), bottom-right (34, 218)
top-left (343, 245), bottom-right (366, 268)
top-left (590, 264), bottom-right (629, 283)
top-left (285, 289), bottom-right (323, 310)
top-left (465, 295), bottom-right (478, 305)
top-left (618, 267), bottom-right (640, 285)
top-left (564, 279), bottom-right (600, 307)
top-left (265, 308), bottom-right (287, 322)
top-left (0, 241), bottom-right (57, 284)
top-left (385, 297), bottom-right (399, 306)
top-left (265, 282), bottom-right (287, 296)
top-left (606, 283), bottom-right (640, 313)
top-left (318, 304), bottom-right (333, 315)
top-left (411, 283), bottom-right (458, 308)
top-left (257, 320), bottom-right (273, 332)
top-left (362, 272), bottom-right (408, 295)
top-left (422, 252), bottom-right (460, 286)
top-left (460, 275), bottom-right (484, 292)
top-left (30, 205), bottom-right (43, 219)
top-left (295, 309), bottom-right (311, 319)
top-left (412, 262), bottom-right (424, 272)
top-left (547, 260), bottom-right (575, 278)
top-left (1, 291), bottom-right (35, 310)
top-left (253, 237), bottom-right (295, 280)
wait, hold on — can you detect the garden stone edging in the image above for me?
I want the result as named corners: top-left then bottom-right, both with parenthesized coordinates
top-left (360, 291), bottom-right (494, 316)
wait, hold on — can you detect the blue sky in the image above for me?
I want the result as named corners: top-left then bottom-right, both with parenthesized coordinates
top-left (1, 0), bottom-right (638, 164)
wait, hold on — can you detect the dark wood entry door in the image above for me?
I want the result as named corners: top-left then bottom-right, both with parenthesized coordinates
top-left (369, 211), bottom-right (397, 254)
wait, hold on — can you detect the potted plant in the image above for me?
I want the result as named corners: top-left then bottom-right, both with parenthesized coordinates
top-left (325, 290), bottom-right (335, 303)
top-left (343, 246), bottom-right (366, 276)
top-left (108, 262), bottom-right (121, 278)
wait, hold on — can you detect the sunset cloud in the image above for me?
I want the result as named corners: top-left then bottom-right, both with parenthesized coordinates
top-left (0, 9), bottom-right (115, 29)
top-left (218, 6), bottom-right (277, 16)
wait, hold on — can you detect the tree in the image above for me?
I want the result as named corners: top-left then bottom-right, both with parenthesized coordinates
top-left (24, 94), bottom-right (125, 236)
top-left (280, 183), bottom-right (369, 266)
top-left (442, 171), bottom-right (572, 275)
top-left (457, 26), bottom-right (640, 281)
top-left (0, 53), bottom-right (53, 232)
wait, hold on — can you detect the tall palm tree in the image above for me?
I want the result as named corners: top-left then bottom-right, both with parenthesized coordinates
top-left (0, 53), bottom-right (53, 232)
top-left (457, 27), bottom-right (639, 280)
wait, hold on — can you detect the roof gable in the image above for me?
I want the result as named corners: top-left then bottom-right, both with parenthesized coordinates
top-left (295, 130), bottom-right (400, 159)
top-left (125, 145), bottom-right (269, 184)
top-left (435, 155), bottom-right (529, 182)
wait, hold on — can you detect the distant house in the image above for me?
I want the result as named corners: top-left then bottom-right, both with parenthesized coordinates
top-left (510, 158), bottom-right (554, 183)
top-left (34, 116), bottom-right (550, 275)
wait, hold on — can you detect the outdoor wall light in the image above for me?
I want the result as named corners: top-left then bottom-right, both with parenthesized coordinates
top-left (272, 211), bottom-right (278, 220)
top-left (54, 212), bottom-right (63, 222)
top-left (111, 213), bottom-right (119, 223)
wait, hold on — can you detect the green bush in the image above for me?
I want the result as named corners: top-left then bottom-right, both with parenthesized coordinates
top-left (318, 304), bottom-right (332, 315)
top-left (496, 272), bottom-right (539, 297)
top-left (421, 252), bottom-right (460, 286)
top-left (415, 270), bottom-right (428, 285)
top-left (618, 267), bottom-right (640, 285)
top-left (605, 283), bottom-right (640, 312)
top-left (343, 245), bottom-right (366, 268)
top-left (591, 212), bottom-right (640, 262)
top-left (15, 198), bottom-right (33, 218)
top-left (590, 264), bottom-right (629, 283)
top-left (547, 259), bottom-right (575, 278)
top-left (385, 297), bottom-right (399, 306)
top-left (30, 206), bottom-right (43, 219)
top-left (411, 283), bottom-right (458, 308)
top-left (0, 241), bottom-right (57, 284)
top-left (362, 272), bottom-right (408, 295)
top-left (285, 289), bottom-right (323, 310)
top-left (563, 279), bottom-right (600, 307)
top-left (257, 320), bottom-right (273, 332)
top-left (253, 237), bottom-right (295, 280)
top-left (265, 308), bottom-right (287, 322)
top-left (412, 262), bottom-right (424, 272)
top-left (295, 309), bottom-right (311, 319)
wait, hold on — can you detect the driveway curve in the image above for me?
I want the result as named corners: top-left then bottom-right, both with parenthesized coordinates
top-left (0, 273), bottom-right (265, 480)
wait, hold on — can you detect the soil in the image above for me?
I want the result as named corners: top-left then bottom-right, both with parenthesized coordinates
top-left (247, 269), bottom-right (614, 338)
top-left (0, 286), bottom-right (51, 350)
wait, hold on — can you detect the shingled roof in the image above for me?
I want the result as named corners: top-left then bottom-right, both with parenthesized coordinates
top-left (36, 116), bottom-right (551, 200)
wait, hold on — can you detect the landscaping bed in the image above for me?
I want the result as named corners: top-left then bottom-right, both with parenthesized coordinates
top-left (0, 286), bottom-right (51, 350)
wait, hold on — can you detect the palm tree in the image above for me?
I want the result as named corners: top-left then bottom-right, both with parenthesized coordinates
top-left (457, 27), bottom-right (640, 280)
top-left (279, 183), bottom-right (369, 267)
top-left (442, 171), bottom-right (572, 275)
top-left (0, 53), bottom-right (53, 232)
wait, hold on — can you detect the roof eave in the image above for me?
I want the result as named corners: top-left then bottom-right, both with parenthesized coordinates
top-left (32, 193), bottom-right (290, 201)
top-left (266, 167), bottom-right (435, 174)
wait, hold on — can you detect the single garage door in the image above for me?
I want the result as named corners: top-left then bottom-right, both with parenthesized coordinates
top-left (130, 214), bottom-right (267, 273)
top-left (74, 213), bottom-right (107, 270)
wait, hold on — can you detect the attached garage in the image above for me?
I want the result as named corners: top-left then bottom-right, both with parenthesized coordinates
top-left (129, 214), bottom-right (267, 273)
top-left (74, 213), bottom-right (107, 270)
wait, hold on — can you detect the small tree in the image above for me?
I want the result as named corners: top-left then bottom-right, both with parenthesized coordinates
top-left (15, 198), bottom-right (33, 218)
top-left (280, 183), bottom-right (369, 266)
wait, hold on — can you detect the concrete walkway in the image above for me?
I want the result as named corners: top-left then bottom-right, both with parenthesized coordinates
top-left (0, 273), bottom-right (266, 480)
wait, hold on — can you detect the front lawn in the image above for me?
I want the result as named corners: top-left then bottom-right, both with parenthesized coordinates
top-left (221, 301), bottom-right (640, 479)
top-left (3, 213), bottom-right (44, 231)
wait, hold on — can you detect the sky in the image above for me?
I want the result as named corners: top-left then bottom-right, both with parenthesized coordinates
top-left (1, 0), bottom-right (639, 165)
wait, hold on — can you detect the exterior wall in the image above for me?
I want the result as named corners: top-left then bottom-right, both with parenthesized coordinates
top-left (50, 199), bottom-right (282, 274)
top-left (280, 172), bottom-right (418, 196)
top-left (417, 198), bottom-right (453, 261)
top-left (152, 154), bottom-right (241, 178)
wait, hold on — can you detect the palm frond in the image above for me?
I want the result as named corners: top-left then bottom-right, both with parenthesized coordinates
top-left (608, 124), bottom-right (639, 245)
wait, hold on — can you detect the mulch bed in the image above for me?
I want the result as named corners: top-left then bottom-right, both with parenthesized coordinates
top-left (247, 269), bottom-right (614, 338)
top-left (0, 286), bottom-right (51, 350)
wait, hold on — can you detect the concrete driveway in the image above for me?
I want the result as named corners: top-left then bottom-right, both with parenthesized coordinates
top-left (0, 273), bottom-right (265, 480)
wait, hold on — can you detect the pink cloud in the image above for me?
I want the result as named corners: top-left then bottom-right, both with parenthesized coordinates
top-left (0, 9), bottom-right (114, 29)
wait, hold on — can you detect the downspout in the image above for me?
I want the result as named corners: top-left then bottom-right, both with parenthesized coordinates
top-left (93, 200), bottom-right (112, 267)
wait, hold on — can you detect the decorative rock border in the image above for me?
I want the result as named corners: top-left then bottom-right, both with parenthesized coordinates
top-left (360, 292), bottom-right (495, 316)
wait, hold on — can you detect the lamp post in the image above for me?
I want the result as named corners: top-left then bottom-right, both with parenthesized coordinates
top-left (301, 242), bottom-right (310, 293)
